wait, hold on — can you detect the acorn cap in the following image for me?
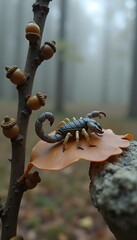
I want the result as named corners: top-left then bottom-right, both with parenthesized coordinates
top-left (36, 92), bottom-right (47, 106)
top-left (5, 66), bottom-right (18, 79)
top-left (1, 116), bottom-right (16, 129)
top-left (44, 41), bottom-right (56, 53)
top-left (25, 32), bottom-right (40, 42)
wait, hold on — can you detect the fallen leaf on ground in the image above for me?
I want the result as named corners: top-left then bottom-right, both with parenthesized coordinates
top-left (78, 216), bottom-right (94, 229)
top-left (58, 233), bottom-right (69, 240)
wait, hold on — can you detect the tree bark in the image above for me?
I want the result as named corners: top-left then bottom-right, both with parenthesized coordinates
top-left (89, 141), bottom-right (137, 240)
top-left (0, 1), bottom-right (52, 239)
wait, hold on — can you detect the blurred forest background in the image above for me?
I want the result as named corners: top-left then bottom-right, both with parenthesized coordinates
top-left (0, 0), bottom-right (137, 239)
top-left (0, 0), bottom-right (137, 116)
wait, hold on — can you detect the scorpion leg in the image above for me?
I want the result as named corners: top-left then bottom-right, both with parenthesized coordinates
top-left (64, 118), bottom-right (70, 123)
top-left (82, 128), bottom-right (96, 147)
top-left (55, 120), bottom-right (66, 132)
top-left (55, 118), bottom-right (70, 132)
top-left (63, 132), bottom-right (73, 152)
top-left (72, 117), bottom-right (76, 121)
top-left (76, 131), bottom-right (84, 150)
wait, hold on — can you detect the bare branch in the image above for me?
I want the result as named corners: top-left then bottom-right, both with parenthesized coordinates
top-left (1, 1), bottom-right (52, 239)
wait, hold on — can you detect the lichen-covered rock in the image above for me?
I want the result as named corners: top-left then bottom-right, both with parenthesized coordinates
top-left (89, 141), bottom-right (137, 240)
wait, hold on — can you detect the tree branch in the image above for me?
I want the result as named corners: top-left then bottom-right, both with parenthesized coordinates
top-left (1, 1), bottom-right (52, 239)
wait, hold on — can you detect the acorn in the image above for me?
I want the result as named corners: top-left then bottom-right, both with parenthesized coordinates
top-left (27, 92), bottom-right (47, 110)
top-left (25, 21), bottom-right (40, 42)
top-left (25, 171), bottom-right (41, 190)
top-left (10, 236), bottom-right (24, 240)
top-left (40, 41), bottom-right (56, 60)
top-left (5, 66), bottom-right (25, 85)
top-left (1, 116), bottom-right (19, 139)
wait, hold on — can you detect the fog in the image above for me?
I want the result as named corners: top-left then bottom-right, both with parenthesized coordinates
top-left (0, 0), bottom-right (136, 116)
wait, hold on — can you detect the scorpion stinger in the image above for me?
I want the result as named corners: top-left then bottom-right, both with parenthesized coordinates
top-left (35, 111), bottom-right (106, 151)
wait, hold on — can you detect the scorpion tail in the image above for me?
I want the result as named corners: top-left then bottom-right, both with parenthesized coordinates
top-left (35, 112), bottom-right (64, 143)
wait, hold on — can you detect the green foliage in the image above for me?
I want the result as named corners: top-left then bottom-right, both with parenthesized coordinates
top-left (46, 225), bottom-right (65, 240)
top-left (25, 217), bottom-right (41, 229)
top-left (34, 196), bottom-right (57, 211)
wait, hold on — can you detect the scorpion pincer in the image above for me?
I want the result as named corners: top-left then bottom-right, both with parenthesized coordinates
top-left (35, 111), bottom-right (106, 151)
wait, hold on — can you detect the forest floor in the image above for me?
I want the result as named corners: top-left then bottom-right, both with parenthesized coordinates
top-left (0, 100), bottom-right (137, 240)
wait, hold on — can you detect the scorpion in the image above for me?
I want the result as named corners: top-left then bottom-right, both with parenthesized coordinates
top-left (35, 111), bottom-right (106, 151)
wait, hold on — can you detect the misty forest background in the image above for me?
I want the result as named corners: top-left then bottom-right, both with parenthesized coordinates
top-left (0, 0), bottom-right (137, 116)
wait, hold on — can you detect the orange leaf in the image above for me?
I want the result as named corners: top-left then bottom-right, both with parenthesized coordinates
top-left (28, 129), bottom-right (133, 171)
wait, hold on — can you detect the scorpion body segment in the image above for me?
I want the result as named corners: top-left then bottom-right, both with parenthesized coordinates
top-left (56, 118), bottom-right (103, 136)
top-left (35, 111), bottom-right (106, 151)
top-left (56, 119), bottom-right (88, 135)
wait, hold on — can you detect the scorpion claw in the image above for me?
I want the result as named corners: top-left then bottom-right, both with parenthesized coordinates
top-left (95, 132), bottom-right (103, 136)
top-left (99, 112), bottom-right (106, 118)
top-left (86, 111), bottom-right (106, 119)
top-left (95, 126), bottom-right (104, 135)
top-left (87, 121), bottom-right (104, 136)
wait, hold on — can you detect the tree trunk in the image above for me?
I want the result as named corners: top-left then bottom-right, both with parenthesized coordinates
top-left (129, 2), bottom-right (137, 117)
top-left (0, 0), bottom-right (7, 98)
top-left (55, 0), bottom-right (67, 112)
top-left (101, 1), bottom-right (112, 104)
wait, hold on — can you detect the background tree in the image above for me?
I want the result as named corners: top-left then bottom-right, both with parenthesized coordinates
top-left (0, 0), bottom-right (7, 98)
top-left (129, 0), bottom-right (137, 117)
top-left (101, 0), bottom-right (112, 104)
top-left (55, 0), bottom-right (68, 112)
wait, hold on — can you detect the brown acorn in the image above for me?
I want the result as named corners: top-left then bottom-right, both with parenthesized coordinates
top-left (27, 92), bottom-right (47, 110)
top-left (40, 41), bottom-right (56, 60)
top-left (9, 236), bottom-right (24, 240)
top-left (25, 21), bottom-right (40, 42)
top-left (25, 171), bottom-right (41, 189)
top-left (5, 66), bottom-right (25, 85)
top-left (1, 116), bottom-right (19, 139)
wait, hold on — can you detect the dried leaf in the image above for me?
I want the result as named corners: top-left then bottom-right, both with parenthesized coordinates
top-left (58, 233), bottom-right (69, 240)
top-left (28, 129), bottom-right (132, 171)
top-left (78, 216), bottom-right (94, 229)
